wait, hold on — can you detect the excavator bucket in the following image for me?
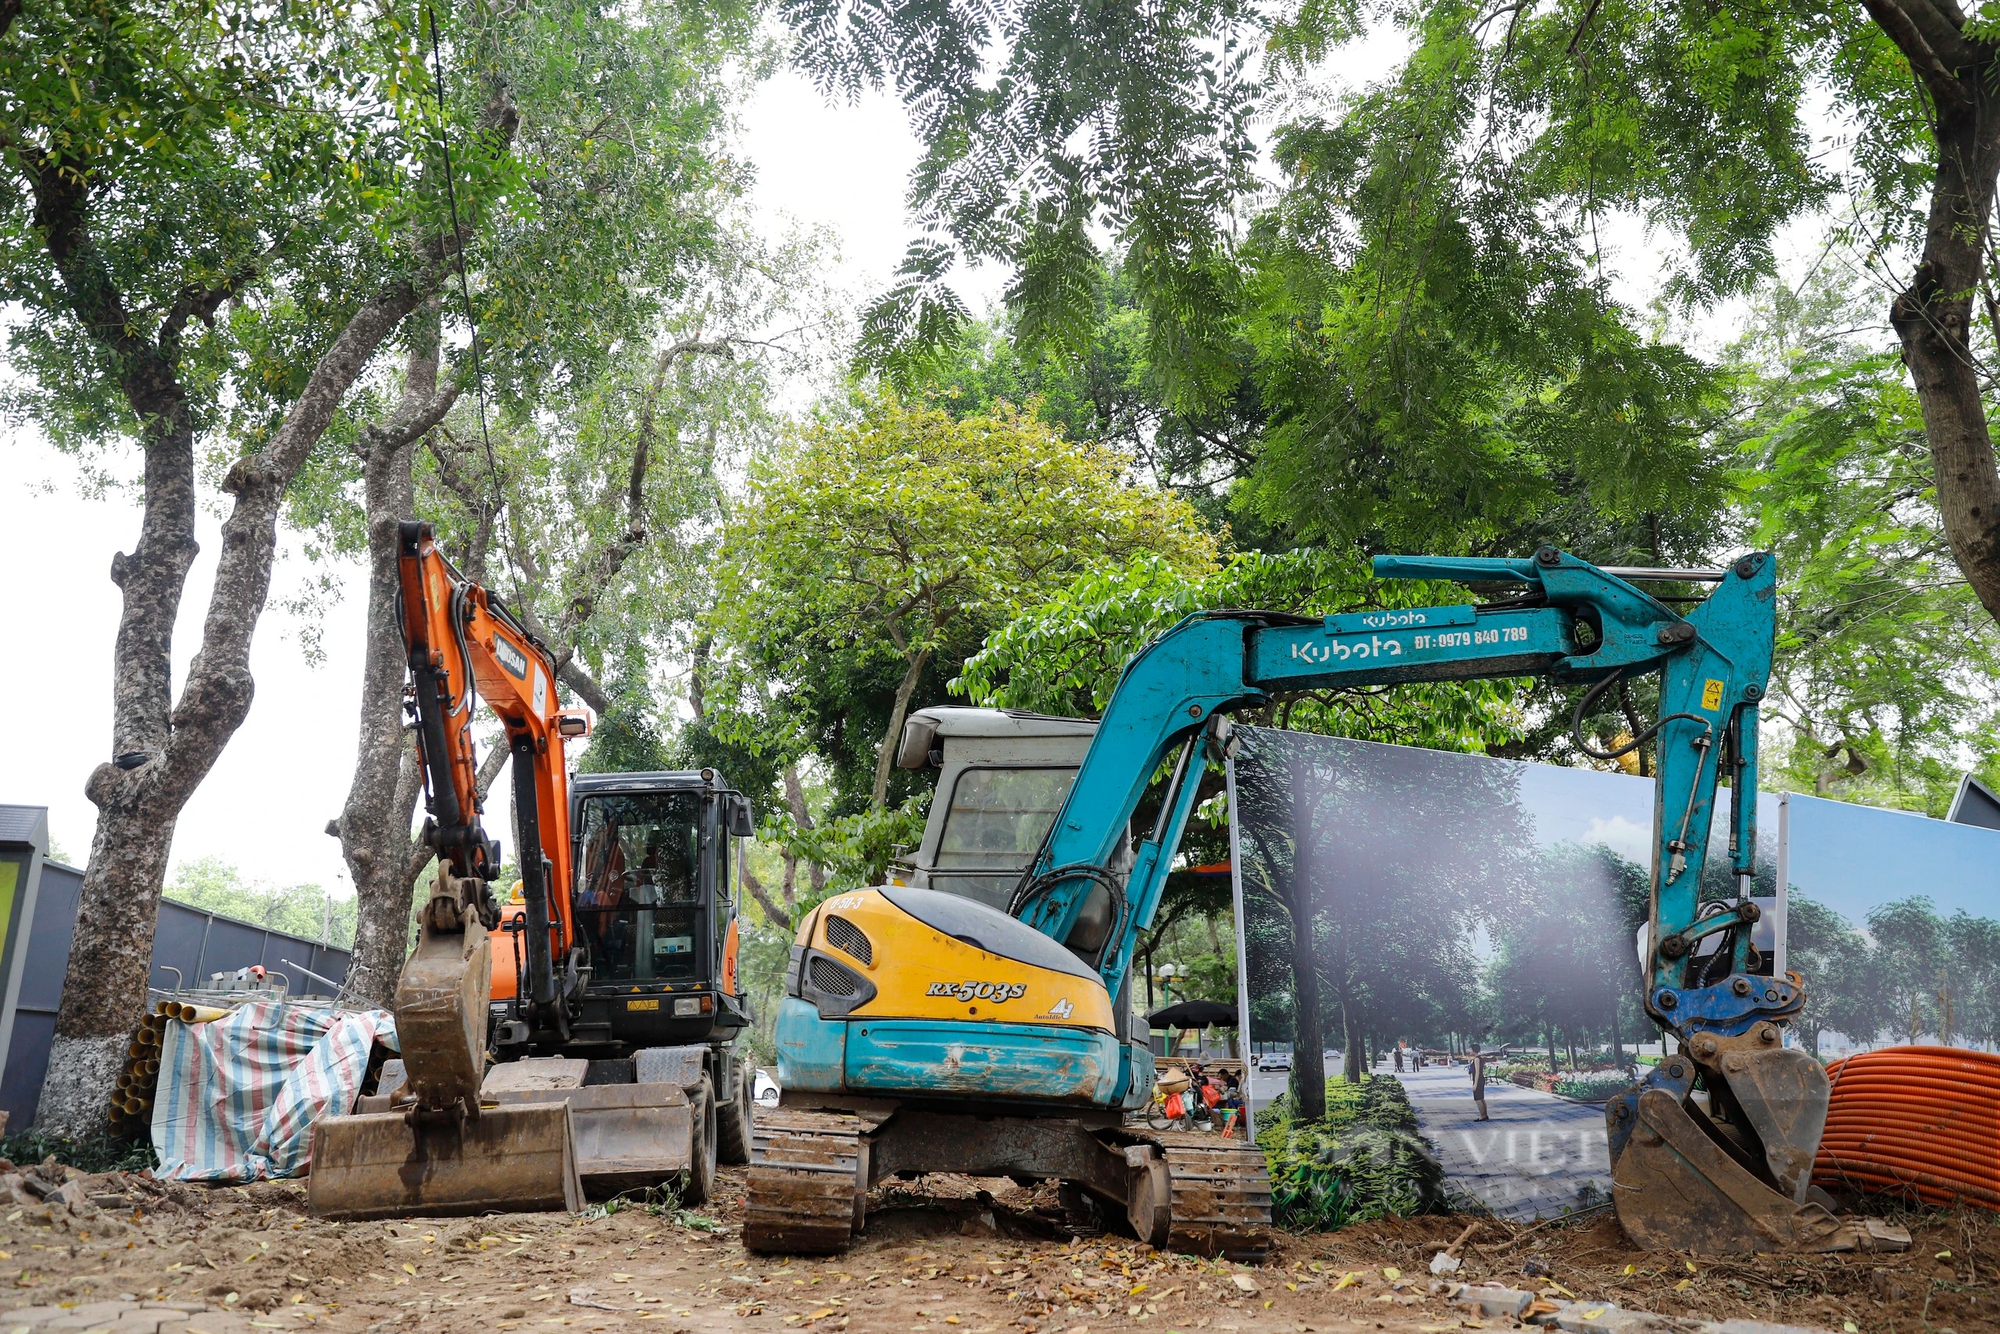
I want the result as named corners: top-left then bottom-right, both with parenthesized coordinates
top-left (307, 1102), bottom-right (584, 1220)
top-left (308, 892), bottom-right (585, 1220)
top-left (1609, 1047), bottom-right (1907, 1254)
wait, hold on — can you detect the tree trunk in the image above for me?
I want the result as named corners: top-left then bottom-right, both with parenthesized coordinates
top-left (871, 648), bottom-right (932, 809)
top-left (1286, 897), bottom-right (1326, 1122)
top-left (336, 304), bottom-right (459, 1010)
top-left (783, 763), bottom-right (823, 896)
top-left (1867, 17), bottom-right (2000, 619)
top-left (40, 269), bottom-right (445, 1133)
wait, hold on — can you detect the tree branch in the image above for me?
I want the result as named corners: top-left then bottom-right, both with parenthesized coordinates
top-left (366, 378), bottom-right (463, 453)
top-left (740, 860), bottom-right (792, 931)
top-left (1859, 0), bottom-right (1975, 111)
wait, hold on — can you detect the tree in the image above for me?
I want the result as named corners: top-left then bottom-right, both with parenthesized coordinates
top-left (1250, 0), bottom-right (2000, 648)
top-left (1786, 896), bottom-right (1881, 1056)
top-left (1729, 270), bottom-right (2000, 813)
top-left (1486, 844), bottom-right (1646, 1067)
top-left (1234, 724), bottom-right (1532, 1106)
top-left (319, 216), bottom-right (808, 1006)
top-left (711, 393), bottom-right (1217, 814)
top-left (0, 0), bottom-right (544, 1132)
top-left (1867, 897), bottom-right (1948, 1045)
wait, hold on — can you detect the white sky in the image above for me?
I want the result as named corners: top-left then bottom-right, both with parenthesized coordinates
top-left (0, 42), bottom-right (1856, 895)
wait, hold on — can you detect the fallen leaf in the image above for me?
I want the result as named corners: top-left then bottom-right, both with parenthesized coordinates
top-left (1621, 1265), bottom-right (1635, 1276)
top-left (1543, 1283), bottom-right (1575, 1298)
top-left (1231, 1275), bottom-right (1258, 1293)
top-left (1332, 1273), bottom-right (1360, 1291)
top-left (1935, 1251), bottom-right (1952, 1259)
top-left (1685, 1261), bottom-right (1697, 1273)
top-left (612, 1274), bottom-right (633, 1282)
top-left (805, 1309), bottom-right (835, 1321)
top-left (402, 1264), bottom-right (416, 1276)
top-left (1582, 1309), bottom-right (1607, 1320)
top-left (1382, 1267), bottom-right (1402, 1281)
top-left (1674, 1280), bottom-right (1691, 1292)
top-left (1843, 1326), bottom-right (1858, 1333)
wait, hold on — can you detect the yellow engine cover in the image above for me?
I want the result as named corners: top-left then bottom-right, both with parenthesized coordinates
top-left (801, 887), bottom-right (1116, 1033)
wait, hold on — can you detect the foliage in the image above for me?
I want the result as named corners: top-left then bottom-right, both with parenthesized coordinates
top-left (758, 794), bottom-right (931, 902)
top-left (1727, 273), bottom-right (2000, 815)
top-left (780, 0), bottom-right (1261, 386)
top-left (707, 391), bottom-right (1217, 816)
top-left (1256, 1076), bottom-right (1446, 1230)
top-left (165, 857), bottom-right (354, 949)
top-left (0, 1131), bottom-right (155, 1174)
top-left (1551, 1076), bottom-right (1630, 1102)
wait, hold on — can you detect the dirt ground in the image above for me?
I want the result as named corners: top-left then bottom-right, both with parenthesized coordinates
top-left (0, 1162), bottom-right (1992, 1334)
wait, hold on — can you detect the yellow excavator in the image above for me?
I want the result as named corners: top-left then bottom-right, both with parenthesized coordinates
top-left (750, 549), bottom-right (1906, 1257)
top-left (307, 522), bottom-right (758, 1218)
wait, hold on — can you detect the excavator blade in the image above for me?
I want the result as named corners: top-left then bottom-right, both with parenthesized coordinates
top-left (1611, 1087), bottom-right (1900, 1254)
top-left (307, 1102), bottom-right (585, 1220)
top-left (308, 890), bottom-right (582, 1220)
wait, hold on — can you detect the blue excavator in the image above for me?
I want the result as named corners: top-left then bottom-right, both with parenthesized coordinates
top-left (752, 547), bottom-right (1889, 1256)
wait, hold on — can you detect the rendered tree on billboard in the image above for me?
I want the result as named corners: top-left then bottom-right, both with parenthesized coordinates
top-left (1236, 728), bottom-right (1533, 1093)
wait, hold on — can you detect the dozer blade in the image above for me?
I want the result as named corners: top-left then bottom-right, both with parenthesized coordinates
top-left (307, 1102), bottom-right (585, 1220)
top-left (487, 1085), bottom-right (699, 1198)
top-left (1611, 1088), bottom-right (1890, 1254)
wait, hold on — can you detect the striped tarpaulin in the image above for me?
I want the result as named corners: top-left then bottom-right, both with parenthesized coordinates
top-left (152, 1000), bottom-right (397, 1182)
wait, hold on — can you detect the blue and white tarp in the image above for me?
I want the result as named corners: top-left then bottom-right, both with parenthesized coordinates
top-left (152, 1000), bottom-right (397, 1182)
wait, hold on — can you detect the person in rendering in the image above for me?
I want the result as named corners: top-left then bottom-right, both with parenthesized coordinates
top-left (1469, 1046), bottom-right (1490, 1121)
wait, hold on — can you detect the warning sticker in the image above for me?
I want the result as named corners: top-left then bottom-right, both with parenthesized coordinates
top-left (1701, 679), bottom-right (1725, 711)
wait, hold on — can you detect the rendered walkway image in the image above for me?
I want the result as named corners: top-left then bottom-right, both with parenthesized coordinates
top-left (1393, 1065), bottom-right (1612, 1220)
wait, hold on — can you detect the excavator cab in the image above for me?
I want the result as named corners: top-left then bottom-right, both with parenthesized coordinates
top-left (490, 773), bottom-right (754, 1055)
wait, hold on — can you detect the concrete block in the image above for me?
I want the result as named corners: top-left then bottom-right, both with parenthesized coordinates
top-left (1453, 1285), bottom-right (1534, 1318)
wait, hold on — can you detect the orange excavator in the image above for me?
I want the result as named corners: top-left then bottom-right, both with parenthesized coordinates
top-left (307, 521), bottom-right (758, 1218)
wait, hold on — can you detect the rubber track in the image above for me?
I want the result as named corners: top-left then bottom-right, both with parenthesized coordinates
top-left (1141, 1131), bottom-right (1273, 1261)
top-left (744, 1108), bottom-right (865, 1254)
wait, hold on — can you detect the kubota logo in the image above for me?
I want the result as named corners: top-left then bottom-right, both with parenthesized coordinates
top-left (928, 980), bottom-right (1027, 1002)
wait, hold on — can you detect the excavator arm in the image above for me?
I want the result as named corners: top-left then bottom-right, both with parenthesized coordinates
top-left (1014, 546), bottom-right (1776, 1021)
top-left (397, 520), bottom-right (590, 1047)
top-left (306, 524), bottom-right (595, 1221)
top-left (1004, 547), bottom-right (1874, 1253)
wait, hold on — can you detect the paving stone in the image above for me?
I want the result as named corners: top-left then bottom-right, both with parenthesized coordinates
top-left (0, 1306), bottom-right (72, 1325)
top-left (1701, 1320), bottom-right (1839, 1334)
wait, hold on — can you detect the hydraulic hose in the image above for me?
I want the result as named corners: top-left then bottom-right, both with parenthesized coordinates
top-left (1813, 1046), bottom-right (2000, 1213)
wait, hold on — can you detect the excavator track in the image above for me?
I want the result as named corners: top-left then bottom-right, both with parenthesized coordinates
top-left (1141, 1131), bottom-right (1274, 1261)
top-left (744, 1109), bottom-right (867, 1255)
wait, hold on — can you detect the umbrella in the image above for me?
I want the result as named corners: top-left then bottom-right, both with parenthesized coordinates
top-left (1146, 999), bottom-right (1237, 1030)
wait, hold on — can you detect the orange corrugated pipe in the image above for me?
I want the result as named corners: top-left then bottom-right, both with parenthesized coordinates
top-left (1813, 1045), bottom-right (2000, 1213)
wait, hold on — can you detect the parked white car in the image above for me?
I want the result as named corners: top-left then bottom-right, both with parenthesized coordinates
top-left (1256, 1051), bottom-right (1292, 1071)
top-left (753, 1068), bottom-right (781, 1108)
